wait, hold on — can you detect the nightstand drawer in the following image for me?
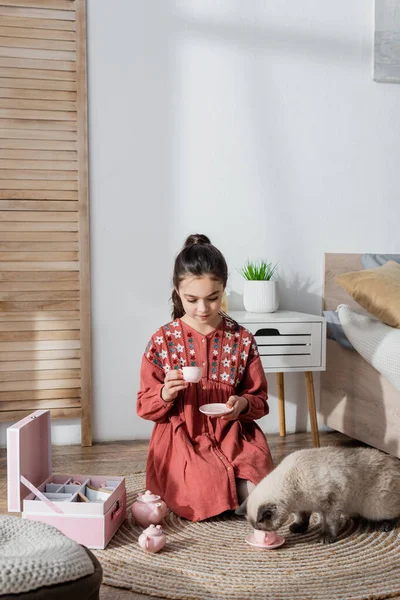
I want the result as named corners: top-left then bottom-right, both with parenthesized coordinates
top-left (244, 321), bottom-right (323, 372)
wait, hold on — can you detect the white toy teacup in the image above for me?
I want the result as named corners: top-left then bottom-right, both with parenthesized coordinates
top-left (182, 366), bottom-right (203, 383)
top-left (253, 529), bottom-right (278, 545)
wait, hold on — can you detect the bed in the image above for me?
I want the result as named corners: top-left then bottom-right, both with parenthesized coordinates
top-left (320, 253), bottom-right (400, 459)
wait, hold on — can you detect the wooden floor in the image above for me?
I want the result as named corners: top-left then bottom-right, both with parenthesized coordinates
top-left (1, 431), bottom-right (397, 600)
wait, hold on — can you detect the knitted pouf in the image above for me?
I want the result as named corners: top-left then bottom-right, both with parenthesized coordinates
top-left (0, 516), bottom-right (102, 599)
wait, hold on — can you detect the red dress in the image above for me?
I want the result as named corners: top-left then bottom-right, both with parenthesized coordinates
top-left (137, 316), bottom-right (274, 521)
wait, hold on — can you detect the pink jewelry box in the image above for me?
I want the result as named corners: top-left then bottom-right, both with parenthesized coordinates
top-left (7, 409), bottom-right (126, 549)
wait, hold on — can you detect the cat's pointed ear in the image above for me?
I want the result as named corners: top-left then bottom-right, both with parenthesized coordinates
top-left (235, 498), bottom-right (248, 516)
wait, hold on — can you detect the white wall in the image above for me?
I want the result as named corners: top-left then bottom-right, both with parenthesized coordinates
top-left (1, 0), bottom-right (400, 446)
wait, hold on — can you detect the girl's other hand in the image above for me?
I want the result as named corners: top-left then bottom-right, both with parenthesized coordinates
top-left (161, 369), bottom-right (189, 402)
top-left (221, 395), bottom-right (249, 420)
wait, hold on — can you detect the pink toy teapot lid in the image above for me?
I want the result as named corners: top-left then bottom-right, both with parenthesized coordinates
top-left (143, 524), bottom-right (164, 537)
top-left (137, 490), bottom-right (161, 503)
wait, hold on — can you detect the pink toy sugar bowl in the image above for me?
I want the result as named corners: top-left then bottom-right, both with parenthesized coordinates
top-left (131, 490), bottom-right (168, 527)
top-left (138, 524), bottom-right (166, 553)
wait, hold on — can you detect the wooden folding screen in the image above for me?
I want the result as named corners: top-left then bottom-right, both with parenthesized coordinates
top-left (0, 0), bottom-right (91, 445)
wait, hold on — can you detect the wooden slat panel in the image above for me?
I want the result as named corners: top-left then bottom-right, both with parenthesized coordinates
top-left (0, 121), bottom-right (77, 134)
top-left (0, 308), bottom-right (79, 317)
top-left (0, 211), bottom-right (77, 221)
top-left (0, 190), bottom-right (78, 199)
top-left (0, 0), bottom-right (91, 445)
top-left (1, 1), bottom-right (75, 11)
top-left (0, 170), bottom-right (77, 179)
top-left (0, 340), bottom-right (80, 351)
top-left (0, 399), bottom-right (81, 411)
top-left (0, 330), bottom-right (80, 341)
top-left (0, 37), bottom-right (76, 52)
top-left (0, 319), bottom-right (80, 330)
top-left (0, 271), bottom-right (79, 282)
top-left (0, 98), bottom-right (76, 110)
top-left (0, 26), bottom-right (76, 41)
top-left (0, 46), bottom-right (76, 61)
top-left (0, 140), bottom-right (77, 150)
top-left (0, 288), bottom-right (79, 298)
top-left (1, 359), bottom-right (80, 371)
top-left (0, 7), bottom-right (75, 21)
top-left (0, 263), bottom-right (79, 271)
top-left (0, 77), bottom-right (76, 90)
top-left (0, 241), bottom-right (79, 251)
top-left (0, 66), bottom-right (75, 80)
top-left (0, 161), bottom-right (77, 171)
top-left (0, 387), bottom-right (80, 400)
top-left (0, 368), bottom-right (80, 381)
top-left (0, 349), bottom-right (80, 360)
top-left (0, 222), bottom-right (78, 231)
top-left (0, 303), bottom-right (79, 315)
top-left (0, 181), bottom-right (78, 190)
top-left (0, 56), bottom-right (75, 71)
top-left (0, 149), bottom-right (77, 160)
top-left (0, 109), bottom-right (76, 121)
top-left (0, 88), bottom-right (76, 101)
top-left (0, 379), bottom-right (81, 391)
top-left (76, 0), bottom-right (91, 446)
top-left (0, 15), bottom-right (75, 31)
top-left (0, 232), bottom-right (79, 241)
top-left (0, 122), bottom-right (76, 135)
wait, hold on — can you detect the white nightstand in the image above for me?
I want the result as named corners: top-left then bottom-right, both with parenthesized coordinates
top-left (229, 310), bottom-right (327, 448)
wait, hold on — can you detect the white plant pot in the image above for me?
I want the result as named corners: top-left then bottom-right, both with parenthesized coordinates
top-left (243, 280), bottom-right (279, 313)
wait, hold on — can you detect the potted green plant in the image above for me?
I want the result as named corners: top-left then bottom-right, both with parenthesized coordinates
top-left (238, 259), bottom-right (279, 313)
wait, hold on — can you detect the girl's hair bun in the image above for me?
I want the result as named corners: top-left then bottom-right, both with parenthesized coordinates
top-left (183, 233), bottom-right (211, 248)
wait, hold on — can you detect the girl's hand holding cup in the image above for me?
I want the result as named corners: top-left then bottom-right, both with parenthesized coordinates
top-left (161, 369), bottom-right (189, 402)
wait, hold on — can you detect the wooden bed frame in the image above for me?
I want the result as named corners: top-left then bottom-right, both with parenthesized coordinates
top-left (320, 253), bottom-right (400, 459)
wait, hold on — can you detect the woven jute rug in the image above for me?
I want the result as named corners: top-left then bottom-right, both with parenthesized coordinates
top-left (93, 472), bottom-right (400, 600)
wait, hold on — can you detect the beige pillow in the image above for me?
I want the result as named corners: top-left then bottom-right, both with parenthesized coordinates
top-left (336, 260), bottom-right (400, 328)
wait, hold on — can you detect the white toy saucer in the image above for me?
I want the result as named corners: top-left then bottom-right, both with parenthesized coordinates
top-left (245, 534), bottom-right (285, 549)
top-left (199, 403), bottom-right (233, 417)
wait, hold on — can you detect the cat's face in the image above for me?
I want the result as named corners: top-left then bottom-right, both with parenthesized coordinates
top-left (237, 500), bottom-right (288, 531)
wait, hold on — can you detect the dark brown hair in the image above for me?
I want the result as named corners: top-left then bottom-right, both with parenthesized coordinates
top-left (171, 234), bottom-right (228, 320)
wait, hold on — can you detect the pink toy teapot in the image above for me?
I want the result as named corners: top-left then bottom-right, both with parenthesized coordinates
top-left (138, 524), bottom-right (166, 553)
top-left (131, 490), bottom-right (168, 527)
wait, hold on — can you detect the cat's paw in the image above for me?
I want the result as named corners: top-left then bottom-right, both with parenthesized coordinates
top-left (289, 522), bottom-right (309, 534)
top-left (375, 519), bottom-right (398, 532)
top-left (320, 532), bottom-right (335, 544)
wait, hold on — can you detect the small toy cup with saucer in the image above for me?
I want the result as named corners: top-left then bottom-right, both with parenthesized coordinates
top-left (246, 529), bottom-right (285, 549)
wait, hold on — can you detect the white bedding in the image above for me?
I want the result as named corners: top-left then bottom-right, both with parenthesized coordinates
top-left (337, 304), bottom-right (400, 392)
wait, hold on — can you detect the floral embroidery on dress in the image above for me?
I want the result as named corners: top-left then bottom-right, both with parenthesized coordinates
top-left (145, 318), bottom-right (260, 385)
top-left (145, 321), bottom-right (195, 372)
top-left (187, 332), bottom-right (197, 367)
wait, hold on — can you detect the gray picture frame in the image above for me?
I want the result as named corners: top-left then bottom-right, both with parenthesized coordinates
top-left (374, 0), bottom-right (400, 83)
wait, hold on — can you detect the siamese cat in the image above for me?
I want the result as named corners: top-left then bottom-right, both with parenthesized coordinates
top-left (236, 446), bottom-right (400, 543)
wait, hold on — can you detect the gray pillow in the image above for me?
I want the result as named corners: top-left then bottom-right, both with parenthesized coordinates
top-left (323, 310), bottom-right (354, 351)
top-left (361, 254), bottom-right (400, 269)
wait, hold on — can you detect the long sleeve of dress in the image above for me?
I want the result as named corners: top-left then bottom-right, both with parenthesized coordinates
top-left (237, 352), bottom-right (269, 422)
top-left (137, 354), bottom-right (175, 423)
